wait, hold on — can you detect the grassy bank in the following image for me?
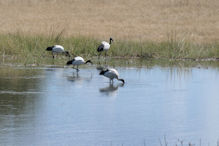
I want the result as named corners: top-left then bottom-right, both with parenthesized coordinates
top-left (0, 33), bottom-right (218, 65)
top-left (0, 0), bottom-right (218, 65)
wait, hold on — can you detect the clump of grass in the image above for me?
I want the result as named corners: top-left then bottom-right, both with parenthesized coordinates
top-left (0, 32), bottom-right (218, 65)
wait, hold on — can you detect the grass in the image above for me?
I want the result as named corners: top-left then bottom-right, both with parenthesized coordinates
top-left (0, 32), bottom-right (218, 65)
top-left (0, 0), bottom-right (218, 43)
top-left (0, 0), bottom-right (218, 65)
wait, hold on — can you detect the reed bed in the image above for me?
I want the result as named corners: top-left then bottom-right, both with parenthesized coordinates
top-left (0, 33), bottom-right (218, 65)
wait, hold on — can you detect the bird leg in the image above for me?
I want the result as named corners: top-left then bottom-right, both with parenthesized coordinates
top-left (105, 51), bottom-right (107, 58)
top-left (109, 79), bottom-right (114, 84)
top-left (52, 52), bottom-right (54, 59)
top-left (72, 67), bottom-right (79, 72)
top-left (98, 52), bottom-right (102, 60)
top-left (76, 65), bottom-right (79, 72)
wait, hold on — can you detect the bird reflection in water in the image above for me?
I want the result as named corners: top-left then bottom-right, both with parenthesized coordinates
top-left (66, 72), bottom-right (92, 84)
top-left (96, 65), bottom-right (107, 72)
top-left (99, 83), bottom-right (124, 97)
top-left (96, 60), bottom-right (109, 71)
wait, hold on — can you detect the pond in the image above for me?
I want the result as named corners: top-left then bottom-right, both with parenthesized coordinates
top-left (0, 61), bottom-right (219, 146)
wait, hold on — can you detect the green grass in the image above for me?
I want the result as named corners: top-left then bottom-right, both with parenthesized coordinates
top-left (0, 33), bottom-right (218, 65)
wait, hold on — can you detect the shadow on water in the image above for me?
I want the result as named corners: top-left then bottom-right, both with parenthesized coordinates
top-left (66, 71), bottom-right (93, 83)
top-left (99, 83), bottom-right (124, 97)
top-left (96, 62), bottom-right (125, 97)
top-left (96, 59), bottom-right (109, 71)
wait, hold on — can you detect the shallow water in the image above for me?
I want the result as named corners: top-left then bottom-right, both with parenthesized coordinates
top-left (0, 64), bottom-right (219, 146)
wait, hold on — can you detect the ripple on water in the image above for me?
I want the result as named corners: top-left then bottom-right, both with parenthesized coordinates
top-left (0, 90), bottom-right (43, 95)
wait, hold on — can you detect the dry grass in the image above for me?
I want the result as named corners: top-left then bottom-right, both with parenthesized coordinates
top-left (0, 0), bottom-right (218, 43)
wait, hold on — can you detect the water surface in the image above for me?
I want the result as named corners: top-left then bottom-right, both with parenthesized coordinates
top-left (0, 63), bottom-right (219, 146)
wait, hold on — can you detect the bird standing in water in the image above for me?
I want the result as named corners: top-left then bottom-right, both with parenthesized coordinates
top-left (99, 68), bottom-right (125, 84)
top-left (66, 56), bottom-right (92, 72)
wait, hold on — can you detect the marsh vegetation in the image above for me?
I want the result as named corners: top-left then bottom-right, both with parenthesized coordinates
top-left (0, 33), bottom-right (218, 66)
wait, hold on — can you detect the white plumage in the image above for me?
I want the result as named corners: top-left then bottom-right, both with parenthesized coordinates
top-left (70, 56), bottom-right (85, 65)
top-left (46, 45), bottom-right (70, 58)
top-left (101, 41), bottom-right (110, 51)
top-left (103, 68), bottom-right (119, 79)
top-left (52, 45), bottom-right (65, 53)
top-left (66, 56), bottom-right (92, 71)
top-left (99, 68), bottom-right (125, 84)
top-left (97, 37), bottom-right (113, 57)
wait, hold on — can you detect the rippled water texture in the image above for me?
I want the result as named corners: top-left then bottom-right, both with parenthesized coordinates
top-left (0, 63), bottom-right (219, 146)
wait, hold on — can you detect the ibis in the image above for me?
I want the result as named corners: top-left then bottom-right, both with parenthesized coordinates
top-left (97, 37), bottom-right (113, 58)
top-left (66, 56), bottom-right (92, 71)
top-left (46, 45), bottom-right (70, 59)
top-left (99, 68), bottom-right (125, 84)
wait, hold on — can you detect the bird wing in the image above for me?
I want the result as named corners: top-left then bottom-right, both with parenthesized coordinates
top-left (103, 68), bottom-right (118, 79)
top-left (101, 41), bottom-right (110, 50)
top-left (74, 56), bottom-right (84, 62)
top-left (73, 56), bottom-right (85, 65)
top-left (53, 45), bottom-right (64, 53)
top-left (73, 60), bottom-right (84, 65)
top-left (97, 44), bottom-right (104, 52)
top-left (109, 68), bottom-right (119, 77)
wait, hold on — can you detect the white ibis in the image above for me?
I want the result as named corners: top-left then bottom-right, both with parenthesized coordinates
top-left (97, 37), bottom-right (113, 58)
top-left (66, 56), bottom-right (92, 71)
top-left (46, 45), bottom-right (70, 59)
top-left (99, 68), bottom-right (125, 84)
